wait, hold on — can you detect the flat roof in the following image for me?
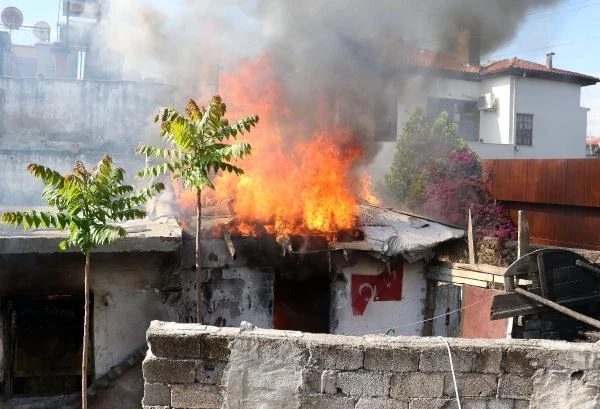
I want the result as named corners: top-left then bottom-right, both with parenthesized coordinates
top-left (0, 216), bottom-right (182, 254)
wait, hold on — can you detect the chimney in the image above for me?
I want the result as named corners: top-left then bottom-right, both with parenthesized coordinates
top-left (546, 52), bottom-right (555, 69)
top-left (455, 21), bottom-right (481, 66)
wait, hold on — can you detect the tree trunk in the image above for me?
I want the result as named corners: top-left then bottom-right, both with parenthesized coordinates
top-left (82, 251), bottom-right (91, 409)
top-left (196, 188), bottom-right (202, 322)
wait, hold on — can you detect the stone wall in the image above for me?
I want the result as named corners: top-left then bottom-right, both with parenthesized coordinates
top-left (143, 321), bottom-right (600, 409)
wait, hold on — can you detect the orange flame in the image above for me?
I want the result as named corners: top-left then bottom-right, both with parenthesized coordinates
top-left (179, 55), bottom-right (379, 237)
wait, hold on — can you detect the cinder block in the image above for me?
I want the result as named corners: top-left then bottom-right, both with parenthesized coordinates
top-left (498, 374), bottom-right (533, 400)
top-left (473, 349), bottom-right (503, 374)
top-left (143, 356), bottom-right (195, 383)
top-left (143, 383), bottom-right (171, 406)
top-left (391, 373), bottom-right (444, 399)
top-left (300, 394), bottom-right (356, 409)
top-left (410, 398), bottom-right (513, 409)
top-left (308, 344), bottom-right (363, 370)
top-left (364, 347), bottom-right (419, 372)
top-left (336, 371), bottom-right (390, 398)
top-left (148, 331), bottom-right (231, 361)
top-left (504, 348), bottom-right (538, 376)
top-left (514, 399), bottom-right (530, 409)
top-left (455, 398), bottom-right (516, 409)
top-left (302, 368), bottom-right (323, 393)
top-left (195, 360), bottom-right (226, 385)
top-left (356, 397), bottom-right (408, 409)
top-left (419, 347), bottom-right (476, 373)
top-left (321, 370), bottom-right (338, 395)
top-left (408, 398), bottom-right (458, 409)
top-left (171, 384), bottom-right (222, 409)
top-left (443, 373), bottom-right (497, 398)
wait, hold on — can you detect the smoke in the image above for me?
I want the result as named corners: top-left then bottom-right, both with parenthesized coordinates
top-left (96, 0), bottom-right (561, 160)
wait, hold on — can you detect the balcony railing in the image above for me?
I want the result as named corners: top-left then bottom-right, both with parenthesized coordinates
top-left (1, 25), bottom-right (51, 47)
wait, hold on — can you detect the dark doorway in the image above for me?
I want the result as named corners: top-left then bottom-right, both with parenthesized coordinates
top-left (273, 244), bottom-right (330, 333)
top-left (3, 294), bottom-right (91, 396)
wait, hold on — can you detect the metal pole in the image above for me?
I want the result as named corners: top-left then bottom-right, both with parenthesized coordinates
top-left (514, 287), bottom-right (600, 330)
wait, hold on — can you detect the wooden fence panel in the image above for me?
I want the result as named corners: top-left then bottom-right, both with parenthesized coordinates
top-left (484, 159), bottom-right (600, 250)
top-left (524, 160), bottom-right (567, 204)
top-left (484, 160), bottom-right (528, 201)
top-left (565, 160), bottom-right (600, 207)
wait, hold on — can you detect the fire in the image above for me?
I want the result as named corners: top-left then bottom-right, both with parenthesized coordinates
top-left (180, 55), bottom-right (379, 237)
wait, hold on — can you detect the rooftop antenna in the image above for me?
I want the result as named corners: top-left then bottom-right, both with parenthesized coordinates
top-left (1, 6), bottom-right (24, 30)
top-left (33, 21), bottom-right (51, 43)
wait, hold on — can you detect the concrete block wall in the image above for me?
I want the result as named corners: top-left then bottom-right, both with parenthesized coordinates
top-left (143, 321), bottom-right (600, 409)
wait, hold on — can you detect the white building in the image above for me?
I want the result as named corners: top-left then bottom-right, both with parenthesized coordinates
top-left (370, 47), bottom-right (599, 176)
top-left (474, 56), bottom-right (598, 159)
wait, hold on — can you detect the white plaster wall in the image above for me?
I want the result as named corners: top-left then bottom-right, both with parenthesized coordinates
top-left (332, 256), bottom-right (427, 336)
top-left (467, 142), bottom-right (520, 159)
top-left (479, 76), bottom-right (512, 144)
top-left (513, 77), bottom-right (587, 158)
top-left (367, 74), bottom-right (481, 182)
top-left (421, 76), bottom-right (481, 103)
top-left (92, 255), bottom-right (178, 377)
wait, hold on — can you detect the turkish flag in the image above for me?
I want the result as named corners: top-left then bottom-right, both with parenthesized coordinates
top-left (351, 263), bottom-right (403, 315)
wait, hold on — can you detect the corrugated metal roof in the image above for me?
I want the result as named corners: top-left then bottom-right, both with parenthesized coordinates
top-left (332, 203), bottom-right (465, 263)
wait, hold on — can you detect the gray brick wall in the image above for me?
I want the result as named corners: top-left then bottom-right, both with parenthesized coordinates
top-left (143, 321), bottom-right (600, 409)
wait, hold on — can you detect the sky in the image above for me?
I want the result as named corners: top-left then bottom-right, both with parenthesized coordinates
top-left (3, 0), bottom-right (600, 135)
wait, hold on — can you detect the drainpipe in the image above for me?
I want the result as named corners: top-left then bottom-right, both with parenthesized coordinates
top-left (510, 75), bottom-right (516, 149)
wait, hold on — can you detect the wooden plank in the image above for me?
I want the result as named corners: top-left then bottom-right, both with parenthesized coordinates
top-left (517, 210), bottom-right (529, 259)
top-left (438, 261), bottom-right (508, 276)
top-left (431, 266), bottom-right (494, 282)
top-left (576, 259), bottom-right (600, 276)
top-left (426, 272), bottom-right (488, 288)
top-left (468, 206), bottom-right (475, 265)
top-left (223, 232), bottom-right (236, 259)
top-left (328, 241), bottom-right (380, 252)
top-left (432, 266), bottom-right (506, 287)
top-left (515, 287), bottom-right (600, 330)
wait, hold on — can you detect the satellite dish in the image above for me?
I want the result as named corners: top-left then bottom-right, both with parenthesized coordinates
top-left (1, 7), bottom-right (24, 29)
top-left (33, 21), bottom-right (51, 42)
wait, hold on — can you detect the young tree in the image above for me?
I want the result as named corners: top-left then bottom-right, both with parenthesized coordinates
top-left (384, 109), bottom-right (485, 225)
top-left (136, 95), bottom-right (258, 320)
top-left (384, 108), bottom-right (460, 208)
top-left (1, 155), bottom-right (164, 409)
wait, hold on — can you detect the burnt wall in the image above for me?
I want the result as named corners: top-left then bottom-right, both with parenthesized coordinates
top-left (143, 322), bottom-right (600, 409)
top-left (199, 237), bottom-right (278, 329)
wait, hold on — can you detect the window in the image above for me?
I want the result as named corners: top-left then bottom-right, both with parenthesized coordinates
top-left (427, 97), bottom-right (480, 142)
top-left (516, 113), bottom-right (533, 146)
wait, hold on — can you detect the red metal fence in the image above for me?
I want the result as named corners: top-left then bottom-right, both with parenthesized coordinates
top-left (483, 159), bottom-right (600, 250)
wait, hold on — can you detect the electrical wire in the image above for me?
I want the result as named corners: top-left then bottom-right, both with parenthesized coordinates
top-left (438, 336), bottom-right (462, 409)
top-left (525, 0), bottom-right (600, 19)
top-left (354, 293), bottom-right (497, 336)
top-left (486, 34), bottom-right (600, 60)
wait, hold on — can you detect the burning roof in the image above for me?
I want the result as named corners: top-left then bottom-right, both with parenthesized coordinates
top-left (203, 200), bottom-right (464, 263)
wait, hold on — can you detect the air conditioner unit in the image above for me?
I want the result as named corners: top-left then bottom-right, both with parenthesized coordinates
top-left (478, 93), bottom-right (496, 111)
